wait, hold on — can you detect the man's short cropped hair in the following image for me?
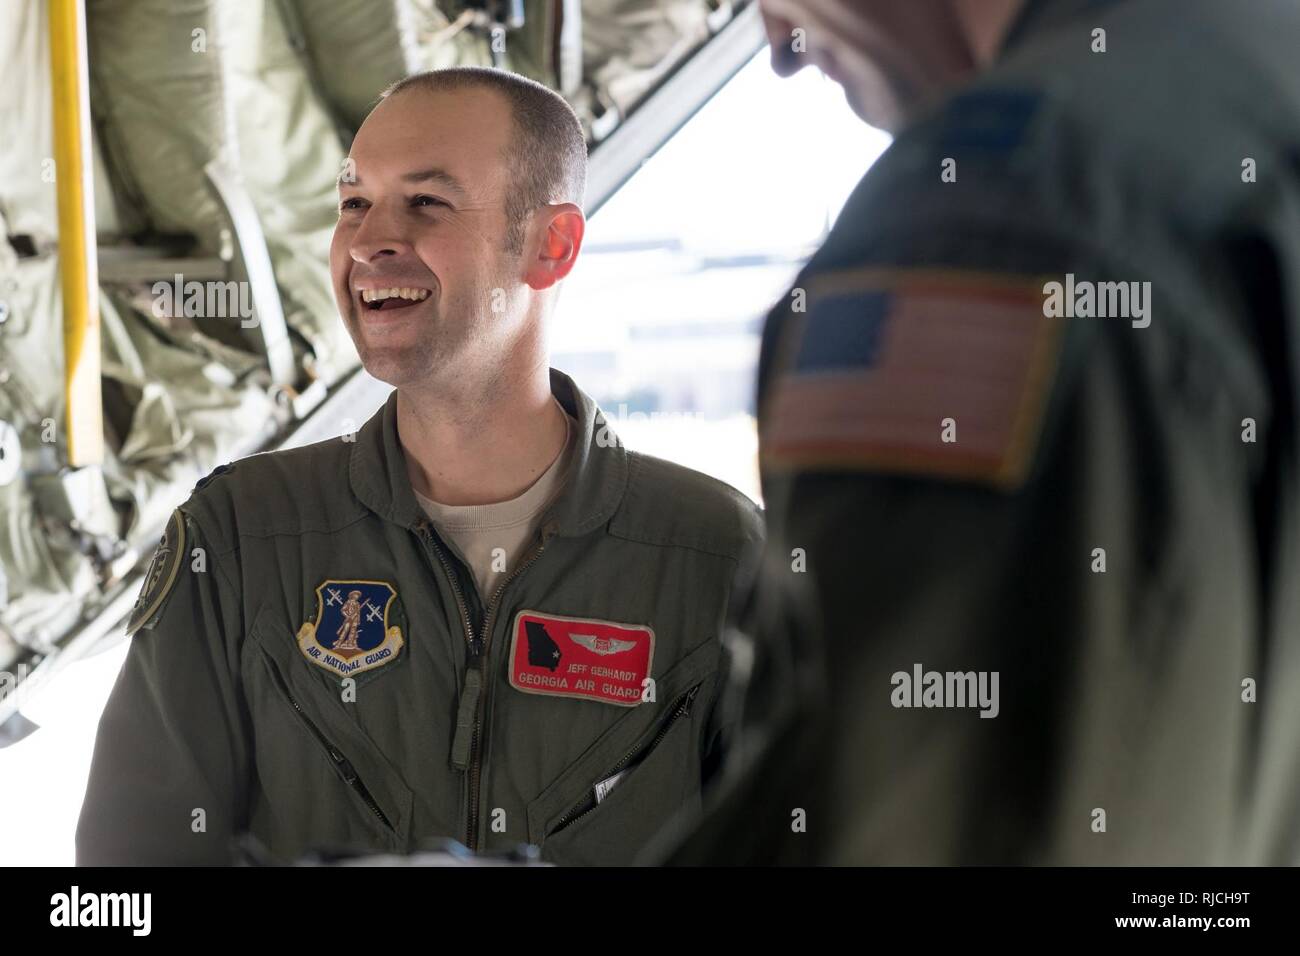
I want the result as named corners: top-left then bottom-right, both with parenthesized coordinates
top-left (381, 67), bottom-right (588, 254)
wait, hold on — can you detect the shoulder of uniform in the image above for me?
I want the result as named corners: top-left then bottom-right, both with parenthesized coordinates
top-left (128, 439), bottom-right (358, 638)
top-left (182, 435), bottom-right (363, 539)
top-left (857, 0), bottom-right (1275, 241)
top-left (755, 2), bottom-right (1284, 498)
top-left (125, 506), bottom-right (193, 637)
top-left (610, 450), bottom-right (763, 562)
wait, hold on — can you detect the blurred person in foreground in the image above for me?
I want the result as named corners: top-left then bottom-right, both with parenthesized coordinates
top-left (652, 0), bottom-right (1300, 864)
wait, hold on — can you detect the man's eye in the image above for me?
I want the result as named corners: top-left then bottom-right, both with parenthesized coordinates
top-left (412, 195), bottom-right (447, 208)
top-left (338, 198), bottom-right (367, 212)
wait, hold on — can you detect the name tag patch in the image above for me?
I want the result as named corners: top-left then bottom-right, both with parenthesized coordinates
top-left (508, 610), bottom-right (655, 707)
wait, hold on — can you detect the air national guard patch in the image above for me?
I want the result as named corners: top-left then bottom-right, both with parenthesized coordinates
top-left (762, 268), bottom-right (1065, 490)
top-left (296, 580), bottom-right (405, 678)
top-left (126, 508), bottom-right (187, 637)
top-left (508, 611), bottom-right (655, 707)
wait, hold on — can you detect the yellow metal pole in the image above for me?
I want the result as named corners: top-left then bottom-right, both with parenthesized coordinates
top-left (48, 0), bottom-right (102, 466)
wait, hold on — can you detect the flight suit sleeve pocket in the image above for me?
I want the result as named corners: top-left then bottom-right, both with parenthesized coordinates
top-left (525, 640), bottom-right (719, 864)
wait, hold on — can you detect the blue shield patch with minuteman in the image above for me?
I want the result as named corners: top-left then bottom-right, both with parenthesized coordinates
top-left (296, 579), bottom-right (405, 678)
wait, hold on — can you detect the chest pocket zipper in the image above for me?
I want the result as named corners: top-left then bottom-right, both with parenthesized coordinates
top-left (548, 682), bottom-right (703, 838)
top-left (261, 650), bottom-right (395, 833)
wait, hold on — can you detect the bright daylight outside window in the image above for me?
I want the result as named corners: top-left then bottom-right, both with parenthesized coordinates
top-left (553, 50), bottom-right (890, 504)
top-left (0, 48), bottom-right (888, 866)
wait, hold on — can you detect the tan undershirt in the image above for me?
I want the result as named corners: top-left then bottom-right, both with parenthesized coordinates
top-left (414, 401), bottom-right (576, 601)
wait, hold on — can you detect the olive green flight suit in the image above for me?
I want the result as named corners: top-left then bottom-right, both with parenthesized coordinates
top-left (77, 369), bottom-right (762, 865)
top-left (661, 0), bottom-right (1300, 865)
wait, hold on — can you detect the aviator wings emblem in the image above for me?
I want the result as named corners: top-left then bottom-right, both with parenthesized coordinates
top-left (569, 633), bottom-right (637, 656)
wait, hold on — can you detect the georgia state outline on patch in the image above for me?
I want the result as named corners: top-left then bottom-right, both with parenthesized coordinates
top-left (296, 579), bottom-right (405, 678)
top-left (508, 610), bottom-right (655, 707)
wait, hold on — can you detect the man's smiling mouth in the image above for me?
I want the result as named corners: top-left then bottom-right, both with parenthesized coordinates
top-left (359, 287), bottom-right (432, 311)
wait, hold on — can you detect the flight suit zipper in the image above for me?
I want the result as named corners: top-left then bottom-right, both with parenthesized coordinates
top-left (415, 517), bottom-right (558, 852)
top-left (550, 682), bottom-right (703, 836)
top-left (264, 653), bottom-right (394, 832)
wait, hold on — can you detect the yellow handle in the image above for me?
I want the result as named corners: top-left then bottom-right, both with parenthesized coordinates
top-left (49, 0), bottom-right (103, 466)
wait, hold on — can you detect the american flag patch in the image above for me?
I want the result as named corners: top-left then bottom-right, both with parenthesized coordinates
top-left (762, 268), bottom-right (1065, 490)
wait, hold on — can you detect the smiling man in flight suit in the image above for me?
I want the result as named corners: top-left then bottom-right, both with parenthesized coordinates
top-left (76, 66), bottom-right (762, 865)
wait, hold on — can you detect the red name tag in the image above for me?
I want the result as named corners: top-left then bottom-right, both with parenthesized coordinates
top-left (507, 611), bottom-right (655, 707)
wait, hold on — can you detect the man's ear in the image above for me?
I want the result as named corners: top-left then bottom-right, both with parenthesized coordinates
top-left (524, 202), bottom-right (585, 290)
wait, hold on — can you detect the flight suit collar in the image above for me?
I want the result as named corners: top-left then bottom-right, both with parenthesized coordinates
top-left (349, 368), bottom-right (628, 538)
